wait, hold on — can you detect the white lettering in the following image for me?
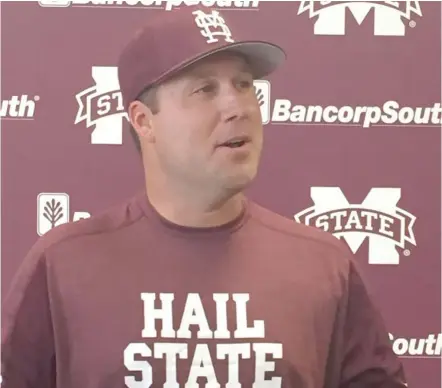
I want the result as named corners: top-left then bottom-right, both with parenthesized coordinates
top-left (382, 100), bottom-right (399, 123)
top-left (1, 95), bottom-right (37, 118)
top-left (389, 333), bottom-right (442, 356)
top-left (72, 211), bottom-right (91, 222)
top-left (177, 293), bottom-right (213, 339)
top-left (233, 294), bottom-right (265, 338)
top-left (124, 342), bottom-right (283, 386)
top-left (414, 107), bottom-right (431, 124)
top-left (141, 293), bottom-right (175, 338)
top-left (70, 0), bottom-right (261, 9)
top-left (378, 214), bottom-right (394, 238)
top-left (271, 99), bottom-right (291, 121)
top-left (269, 100), bottom-right (442, 128)
top-left (213, 293), bottom-right (230, 339)
top-left (363, 106), bottom-right (382, 127)
top-left (142, 293), bottom-right (266, 340)
top-left (156, 343), bottom-right (188, 388)
top-left (315, 214), bottom-right (330, 232)
top-left (360, 210), bottom-right (376, 231)
top-left (346, 210), bottom-right (363, 230)
top-left (217, 344), bottom-right (251, 387)
top-left (127, 293), bottom-right (281, 386)
top-left (96, 95), bottom-right (111, 116)
top-left (337, 106), bottom-right (353, 123)
top-left (431, 104), bottom-right (442, 123)
top-left (323, 106), bottom-right (338, 123)
top-left (312, 209), bottom-right (399, 237)
top-left (186, 344), bottom-right (220, 388)
top-left (330, 210), bottom-right (346, 231)
top-left (124, 343), bottom-right (153, 388)
top-left (253, 343), bottom-right (283, 387)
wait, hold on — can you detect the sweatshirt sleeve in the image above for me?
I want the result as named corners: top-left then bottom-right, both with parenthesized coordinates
top-left (1, 243), bottom-right (56, 388)
top-left (339, 259), bottom-right (408, 388)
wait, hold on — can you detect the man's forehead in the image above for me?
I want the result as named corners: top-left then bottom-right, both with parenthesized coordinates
top-left (178, 52), bottom-right (253, 79)
top-left (149, 51), bottom-right (254, 96)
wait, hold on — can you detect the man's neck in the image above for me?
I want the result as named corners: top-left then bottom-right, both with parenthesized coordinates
top-left (144, 180), bottom-right (246, 228)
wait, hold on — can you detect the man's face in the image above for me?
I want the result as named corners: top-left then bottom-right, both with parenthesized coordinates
top-left (144, 52), bottom-right (264, 192)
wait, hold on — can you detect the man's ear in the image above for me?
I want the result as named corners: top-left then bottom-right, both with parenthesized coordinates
top-left (128, 101), bottom-right (156, 143)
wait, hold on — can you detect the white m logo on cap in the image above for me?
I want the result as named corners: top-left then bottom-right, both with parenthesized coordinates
top-left (193, 10), bottom-right (234, 44)
top-left (294, 187), bottom-right (417, 265)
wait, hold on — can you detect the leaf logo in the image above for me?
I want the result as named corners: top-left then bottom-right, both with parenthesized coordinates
top-left (254, 85), bottom-right (266, 107)
top-left (37, 193), bottom-right (69, 236)
top-left (43, 198), bottom-right (64, 229)
top-left (253, 80), bottom-right (271, 125)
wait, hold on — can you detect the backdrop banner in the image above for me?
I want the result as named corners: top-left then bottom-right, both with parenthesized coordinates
top-left (1, 1), bottom-right (441, 387)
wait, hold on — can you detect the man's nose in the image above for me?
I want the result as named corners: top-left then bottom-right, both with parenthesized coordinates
top-left (218, 85), bottom-right (249, 122)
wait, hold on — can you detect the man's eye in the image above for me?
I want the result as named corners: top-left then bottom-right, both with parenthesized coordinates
top-left (239, 80), bottom-right (253, 89)
top-left (195, 84), bottom-right (215, 94)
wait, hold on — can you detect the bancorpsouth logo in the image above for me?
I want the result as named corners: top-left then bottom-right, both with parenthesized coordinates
top-left (75, 66), bottom-right (270, 145)
top-left (37, 193), bottom-right (91, 236)
top-left (294, 187), bottom-right (417, 265)
top-left (38, 0), bottom-right (259, 10)
top-left (271, 100), bottom-right (442, 128)
top-left (0, 95), bottom-right (40, 119)
top-left (247, 82), bottom-right (442, 128)
top-left (389, 333), bottom-right (442, 358)
top-left (298, 1), bottom-right (422, 36)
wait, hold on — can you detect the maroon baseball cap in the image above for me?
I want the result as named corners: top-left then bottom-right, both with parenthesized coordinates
top-left (117, 4), bottom-right (286, 111)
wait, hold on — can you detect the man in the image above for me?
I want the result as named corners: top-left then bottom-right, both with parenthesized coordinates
top-left (1, 4), bottom-right (407, 388)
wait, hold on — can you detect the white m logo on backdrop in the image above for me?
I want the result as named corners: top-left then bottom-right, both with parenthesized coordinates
top-left (294, 187), bottom-right (417, 265)
top-left (298, 1), bottom-right (422, 36)
top-left (75, 66), bottom-right (127, 145)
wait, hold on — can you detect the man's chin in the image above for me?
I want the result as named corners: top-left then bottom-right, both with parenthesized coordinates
top-left (220, 168), bottom-right (258, 191)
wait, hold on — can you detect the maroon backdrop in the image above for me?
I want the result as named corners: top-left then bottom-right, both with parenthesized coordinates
top-left (1, 1), bottom-right (441, 387)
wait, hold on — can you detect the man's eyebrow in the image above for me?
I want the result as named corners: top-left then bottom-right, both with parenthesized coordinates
top-left (184, 61), bottom-right (254, 80)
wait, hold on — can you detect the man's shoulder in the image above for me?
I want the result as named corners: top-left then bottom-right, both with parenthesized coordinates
top-left (34, 191), bottom-right (145, 256)
top-left (248, 200), bottom-right (351, 258)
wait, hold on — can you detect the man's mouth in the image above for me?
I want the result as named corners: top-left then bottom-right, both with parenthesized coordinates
top-left (223, 140), bottom-right (246, 148)
top-left (219, 136), bottom-right (250, 148)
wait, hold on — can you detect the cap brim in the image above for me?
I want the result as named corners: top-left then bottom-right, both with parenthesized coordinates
top-left (209, 41), bottom-right (286, 79)
top-left (150, 41), bottom-right (286, 91)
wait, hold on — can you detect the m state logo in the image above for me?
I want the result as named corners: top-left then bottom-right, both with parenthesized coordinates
top-left (75, 66), bottom-right (270, 145)
top-left (298, 1), bottom-right (422, 36)
top-left (75, 66), bottom-right (127, 145)
top-left (294, 187), bottom-right (417, 265)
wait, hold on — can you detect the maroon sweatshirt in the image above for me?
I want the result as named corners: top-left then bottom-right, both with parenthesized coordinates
top-left (1, 190), bottom-right (407, 388)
